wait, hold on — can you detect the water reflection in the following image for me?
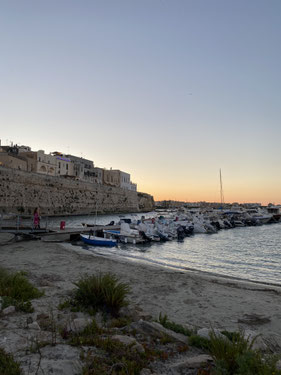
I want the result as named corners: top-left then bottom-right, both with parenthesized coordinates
top-left (62, 213), bottom-right (281, 285)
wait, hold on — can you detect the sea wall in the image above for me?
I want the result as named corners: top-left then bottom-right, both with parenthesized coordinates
top-left (0, 167), bottom-right (154, 215)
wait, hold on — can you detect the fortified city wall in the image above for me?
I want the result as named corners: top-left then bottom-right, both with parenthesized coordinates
top-left (0, 167), bottom-right (154, 216)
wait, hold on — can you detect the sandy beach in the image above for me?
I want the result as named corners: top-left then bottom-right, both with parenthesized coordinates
top-left (1, 239), bottom-right (281, 351)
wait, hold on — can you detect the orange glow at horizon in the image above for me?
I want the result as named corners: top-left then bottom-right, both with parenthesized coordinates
top-left (137, 181), bottom-right (281, 206)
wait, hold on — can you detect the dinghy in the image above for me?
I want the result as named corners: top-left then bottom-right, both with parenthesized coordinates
top-left (80, 234), bottom-right (117, 247)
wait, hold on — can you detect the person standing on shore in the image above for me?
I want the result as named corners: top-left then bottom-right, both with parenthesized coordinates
top-left (33, 207), bottom-right (41, 229)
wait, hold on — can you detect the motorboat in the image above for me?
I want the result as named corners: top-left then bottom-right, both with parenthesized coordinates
top-left (80, 234), bottom-right (117, 247)
top-left (103, 222), bottom-right (145, 244)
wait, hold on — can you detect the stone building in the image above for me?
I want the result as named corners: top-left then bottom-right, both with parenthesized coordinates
top-left (65, 154), bottom-right (96, 181)
top-left (0, 145), bottom-right (37, 172)
top-left (52, 152), bottom-right (75, 177)
top-left (129, 182), bottom-right (137, 191)
top-left (0, 152), bottom-right (27, 171)
top-left (93, 167), bottom-right (103, 184)
top-left (24, 150), bottom-right (57, 176)
top-left (103, 169), bottom-right (137, 191)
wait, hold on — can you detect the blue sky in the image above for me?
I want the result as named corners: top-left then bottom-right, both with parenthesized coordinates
top-left (1, 0), bottom-right (281, 203)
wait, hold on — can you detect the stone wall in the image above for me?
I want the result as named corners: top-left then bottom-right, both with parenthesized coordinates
top-left (0, 167), bottom-right (154, 215)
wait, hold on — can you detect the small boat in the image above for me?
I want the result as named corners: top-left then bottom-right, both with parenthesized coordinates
top-left (103, 229), bottom-right (145, 244)
top-left (103, 222), bottom-right (145, 244)
top-left (80, 234), bottom-right (117, 247)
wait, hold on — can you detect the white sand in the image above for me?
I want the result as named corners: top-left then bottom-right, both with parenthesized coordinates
top-left (1, 240), bottom-right (281, 348)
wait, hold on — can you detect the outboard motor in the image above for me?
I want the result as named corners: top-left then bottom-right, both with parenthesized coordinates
top-left (139, 231), bottom-right (151, 242)
top-left (177, 225), bottom-right (185, 241)
top-left (212, 221), bottom-right (221, 230)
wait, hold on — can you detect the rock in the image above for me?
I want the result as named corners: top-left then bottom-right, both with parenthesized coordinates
top-left (37, 313), bottom-right (49, 321)
top-left (94, 312), bottom-right (105, 327)
top-left (112, 335), bottom-right (145, 353)
top-left (19, 344), bottom-right (83, 375)
top-left (28, 322), bottom-right (41, 330)
top-left (238, 313), bottom-right (271, 326)
top-left (197, 328), bottom-right (226, 340)
top-left (140, 369), bottom-right (152, 375)
top-left (243, 330), bottom-right (267, 351)
top-left (2, 305), bottom-right (16, 315)
top-left (130, 320), bottom-right (188, 344)
top-left (112, 334), bottom-right (137, 346)
top-left (0, 330), bottom-right (30, 353)
top-left (172, 354), bottom-right (213, 370)
top-left (26, 316), bottom-right (33, 325)
top-left (0, 233), bottom-right (15, 245)
top-left (119, 306), bottom-right (132, 318)
top-left (65, 318), bottom-right (93, 334)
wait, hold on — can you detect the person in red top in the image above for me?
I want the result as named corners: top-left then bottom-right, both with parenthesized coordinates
top-left (33, 207), bottom-right (40, 229)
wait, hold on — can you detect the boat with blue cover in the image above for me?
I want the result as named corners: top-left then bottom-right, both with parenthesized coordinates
top-left (80, 234), bottom-right (117, 247)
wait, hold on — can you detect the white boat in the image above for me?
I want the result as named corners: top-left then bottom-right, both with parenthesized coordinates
top-left (103, 222), bottom-right (145, 244)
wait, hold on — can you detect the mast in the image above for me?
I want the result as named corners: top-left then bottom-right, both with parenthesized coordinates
top-left (220, 168), bottom-right (224, 206)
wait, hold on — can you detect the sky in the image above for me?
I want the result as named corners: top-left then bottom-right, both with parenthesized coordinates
top-left (1, 0), bottom-right (281, 205)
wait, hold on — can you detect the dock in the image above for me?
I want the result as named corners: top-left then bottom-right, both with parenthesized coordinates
top-left (0, 223), bottom-right (120, 242)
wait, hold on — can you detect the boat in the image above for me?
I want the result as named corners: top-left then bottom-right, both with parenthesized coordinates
top-left (103, 222), bottom-right (145, 244)
top-left (266, 206), bottom-right (281, 222)
top-left (80, 234), bottom-right (117, 247)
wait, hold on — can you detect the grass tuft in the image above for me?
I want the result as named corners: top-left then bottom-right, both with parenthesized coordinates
top-left (188, 334), bottom-right (210, 350)
top-left (209, 330), bottom-right (281, 375)
top-left (69, 325), bottom-right (148, 375)
top-left (0, 347), bottom-right (22, 375)
top-left (0, 267), bottom-right (43, 312)
top-left (157, 313), bottom-right (193, 336)
top-left (70, 273), bottom-right (130, 316)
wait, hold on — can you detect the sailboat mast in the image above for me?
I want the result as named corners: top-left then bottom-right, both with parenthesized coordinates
top-left (220, 168), bottom-right (224, 205)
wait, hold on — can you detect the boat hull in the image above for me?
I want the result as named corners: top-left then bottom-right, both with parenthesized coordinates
top-left (80, 234), bottom-right (117, 247)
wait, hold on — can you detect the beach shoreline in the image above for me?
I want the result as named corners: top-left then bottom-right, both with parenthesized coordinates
top-left (1, 240), bottom-right (281, 350)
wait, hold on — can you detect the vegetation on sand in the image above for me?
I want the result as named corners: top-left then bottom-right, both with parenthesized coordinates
top-left (0, 267), bottom-right (43, 312)
top-left (209, 330), bottom-right (281, 375)
top-left (62, 272), bottom-right (130, 316)
top-left (0, 348), bottom-right (22, 375)
top-left (157, 312), bottom-right (193, 336)
top-left (157, 314), bottom-right (281, 375)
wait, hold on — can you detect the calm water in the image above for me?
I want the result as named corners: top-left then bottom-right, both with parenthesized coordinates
top-left (48, 212), bottom-right (281, 286)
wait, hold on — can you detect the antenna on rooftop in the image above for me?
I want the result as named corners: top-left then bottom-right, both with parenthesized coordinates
top-left (220, 168), bottom-right (224, 206)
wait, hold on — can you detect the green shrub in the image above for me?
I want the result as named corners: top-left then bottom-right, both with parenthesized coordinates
top-left (68, 320), bottom-right (104, 345)
top-left (109, 316), bottom-right (132, 328)
top-left (157, 313), bottom-right (192, 336)
top-left (0, 348), bottom-right (22, 375)
top-left (188, 334), bottom-right (210, 350)
top-left (72, 273), bottom-right (130, 316)
top-left (83, 337), bottom-right (148, 375)
top-left (0, 267), bottom-right (43, 312)
top-left (209, 330), bottom-right (281, 375)
top-left (68, 325), bottom-right (148, 375)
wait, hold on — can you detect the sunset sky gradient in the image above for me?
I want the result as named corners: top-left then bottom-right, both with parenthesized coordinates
top-left (1, 0), bottom-right (281, 204)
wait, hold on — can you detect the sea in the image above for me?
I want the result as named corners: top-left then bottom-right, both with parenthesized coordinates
top-left (46, 211), bottom-right (281, 287)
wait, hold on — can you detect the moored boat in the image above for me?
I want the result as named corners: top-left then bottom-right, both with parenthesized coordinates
top-left (80, 234), bottom-right (117, 247)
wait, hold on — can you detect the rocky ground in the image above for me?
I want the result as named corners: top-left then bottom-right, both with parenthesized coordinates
top-left (0, 237), bottom-right (281, 374)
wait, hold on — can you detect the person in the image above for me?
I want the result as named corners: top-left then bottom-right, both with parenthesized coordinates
top-left (33, 207), bottom-right (40, 229)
